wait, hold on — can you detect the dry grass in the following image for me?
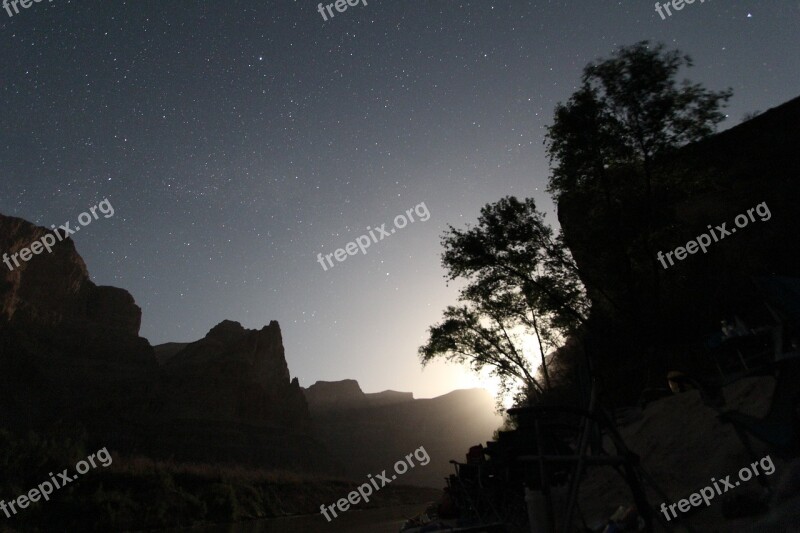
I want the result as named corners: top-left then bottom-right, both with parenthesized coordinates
top-left (0, 434), bottom-right (440, 532)
top-left (109, 454), bottom-right (343, 485)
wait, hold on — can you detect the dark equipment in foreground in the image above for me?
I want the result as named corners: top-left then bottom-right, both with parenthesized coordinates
top-left (412, 380), bottom-right (689, 533)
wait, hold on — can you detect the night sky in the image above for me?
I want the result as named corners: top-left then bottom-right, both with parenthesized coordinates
top-left (1, 1), bottom-right (798, 399)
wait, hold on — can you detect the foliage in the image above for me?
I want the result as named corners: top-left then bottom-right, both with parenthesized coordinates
top-left (419, 196), bottom-right (589, 405)
top-left (741, 110), bottom-right (761, 123)
top-left (546, 41), bottom-right (732, 201)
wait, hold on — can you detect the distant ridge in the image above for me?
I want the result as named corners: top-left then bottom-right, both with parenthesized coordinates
top-left (0, 212), bottom-right (330, 472)
top-left (304, 380), bottom-right (502, 487)
top-left (302, 379), bottom-right (414, 413)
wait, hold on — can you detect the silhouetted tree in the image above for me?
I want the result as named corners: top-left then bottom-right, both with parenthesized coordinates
top-left (419, 197), bottom-right (588, 404)
top-left (546, 41), bottom-right (732, 202)
top-left (545, 85), bottom-right (630, 205)
top-left (545, 41), bottom-right (732, 324)
top-left (741, 110), bottom-right (761, 123)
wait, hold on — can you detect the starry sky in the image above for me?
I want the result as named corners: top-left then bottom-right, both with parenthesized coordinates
top-left (1, 0), bottom-right (798, 399)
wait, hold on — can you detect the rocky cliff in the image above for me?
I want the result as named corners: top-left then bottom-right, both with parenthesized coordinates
top-left (157, 320), bottom-right (309, 428)
top-left (555, 95), bottom-right (800, 402)
top-left (0, 214), bottom-right (144, 338)
top-left (138, 321), bottom-right (319, 468)
top-left (0, 213), bottom-right (322, 471)
top-left (0, 214), bottom-right (155, 431)
top-left (0, 212), bottom-right (499, 480)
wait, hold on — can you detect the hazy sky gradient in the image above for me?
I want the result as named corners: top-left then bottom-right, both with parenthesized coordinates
top-left (1, 1), bottom-right (798, 398)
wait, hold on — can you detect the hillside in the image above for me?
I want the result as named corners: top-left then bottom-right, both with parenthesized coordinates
top-left (0, 213), bottom-right (326, 472)
top-left (307, 382), bottom-right (503, 488)
top-left (555, 94), bottom-right (800, 404)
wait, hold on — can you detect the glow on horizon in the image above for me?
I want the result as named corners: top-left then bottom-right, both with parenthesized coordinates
top-left (415, 332), bottom-right (545, 410)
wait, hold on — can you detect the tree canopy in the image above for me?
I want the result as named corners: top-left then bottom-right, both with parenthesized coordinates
top-left (419, 197), bottom-right (588, 404)
top-left (546, 41), bottom-right (732, 200)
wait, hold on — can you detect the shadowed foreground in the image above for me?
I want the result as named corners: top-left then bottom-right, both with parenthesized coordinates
top-left (172, 504), bottom-right (428, 533)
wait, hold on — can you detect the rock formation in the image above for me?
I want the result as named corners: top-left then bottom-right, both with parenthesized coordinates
top-left (305, 382), bottom-right (502, 487)
top-left (0, 212), bottom-right (501, 480)
top-left (0, 214), bottom-right (156, 432)
top-left (150, 319), bottom-right (311, 435)
top-left (303, 379), bottom-right (414, 413)
top-left (0, 213), bottom-right (323, 471)
top-left (136, 321), bottom-right (320, 469)
top-left (0, 214), bottom-right (141, 334)
top-left (555, 95), bottom-right (800, 404)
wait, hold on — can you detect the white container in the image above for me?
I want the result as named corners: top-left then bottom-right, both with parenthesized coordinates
top-left (525, 487), bottom-right (552, 533)
top-left (525, 485), bottom-right (569, 533)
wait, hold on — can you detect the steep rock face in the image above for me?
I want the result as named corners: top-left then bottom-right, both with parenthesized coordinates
top-left (0, 213), bottom-right (89, 326)
top-left (137, 320), bottom-right (321, 470)
top-left (556, 95), bottom-right (800, 402)
top-left (0, 213), bottom-right (328, 473)
top-left (559, 95), bottom-right (800, 333)
top-left (156, 320), bottom-right (310, 429)
top-left (0, 214), bottom-right (155, 431)
top-left (0, 213), bottom-right (141, 335)
top-left (87, 285), bottom-right (142, 335)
